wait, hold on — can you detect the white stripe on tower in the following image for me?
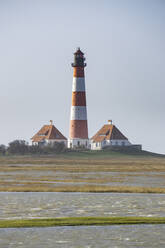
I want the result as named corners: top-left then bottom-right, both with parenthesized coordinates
top-left (72, 77), bottom-right (86, 92)
top-left (70, 106), bottom-right (87, 120)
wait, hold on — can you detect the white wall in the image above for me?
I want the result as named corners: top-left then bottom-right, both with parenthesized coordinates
top-left (91, 139), bottom-right (131, 150)
top-left (46, 139), bottom-right (67, 147)
top-left (90, 142), bottom-right (102, 150)
top-left (105, 140), bottom-right (131, 147)
top-left (68, 138), bottom-right (89, 149)
top-left (33, 139), bottom-right (67, 147)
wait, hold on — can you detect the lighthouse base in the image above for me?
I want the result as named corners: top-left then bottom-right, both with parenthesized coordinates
top-left (68, 138), bottom-right (89, 149)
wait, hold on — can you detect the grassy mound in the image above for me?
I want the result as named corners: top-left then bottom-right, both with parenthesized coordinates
top-left (1, 217), bottom-right (165, 228)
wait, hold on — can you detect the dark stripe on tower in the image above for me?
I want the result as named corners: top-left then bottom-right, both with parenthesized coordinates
top-left (72, 92), bottom-right (86, 106)
top-left (73, 67), bottom-right (84, 77)
top-left (69, 120), bottom-right (88, 139)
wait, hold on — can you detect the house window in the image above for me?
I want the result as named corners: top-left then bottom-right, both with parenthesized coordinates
top-left (77, 141), bottom-right (80, 146)
top-left (115, 141), bottom-right (118, 146)
top-left (122, 141), bottom-right (125, 146)
top-left (86, 141), bottom-right (88, 146)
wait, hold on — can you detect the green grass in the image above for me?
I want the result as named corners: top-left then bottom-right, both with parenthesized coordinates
top-left (0, 185), bottom-right (165, 193)
top-left (63, 148), bottom-right (165, 158)
top-left (0, 148), bottom-right (164, 162)
top-left (0, 217), bottom-right (165, 228)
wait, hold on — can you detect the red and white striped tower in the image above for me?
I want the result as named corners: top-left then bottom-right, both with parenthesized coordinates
top-left (68, 48), bottom-right (89, 148)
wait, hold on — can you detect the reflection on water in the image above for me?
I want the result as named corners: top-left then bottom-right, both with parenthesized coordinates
top-left (0, 225), bottom-right (165, 248)
top-left (0, 192), bottom-right (165, 219)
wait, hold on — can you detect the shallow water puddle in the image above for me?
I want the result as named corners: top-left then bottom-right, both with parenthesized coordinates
top-left (0, 225), bottom-right (165, 248)
top-left (0, 192), bottom-right (165, 219)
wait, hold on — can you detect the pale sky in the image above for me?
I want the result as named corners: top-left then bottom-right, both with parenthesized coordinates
top-left (0, 0), bottom-right (165, 154)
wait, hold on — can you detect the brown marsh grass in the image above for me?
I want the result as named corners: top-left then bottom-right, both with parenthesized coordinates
top-left (0, 153), bottom-right (165, 193)
top-left (0, 184), bottom-right (165, 193)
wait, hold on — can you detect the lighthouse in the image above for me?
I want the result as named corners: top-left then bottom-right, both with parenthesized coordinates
top-left (68, 48), bottom-right (89, 149)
